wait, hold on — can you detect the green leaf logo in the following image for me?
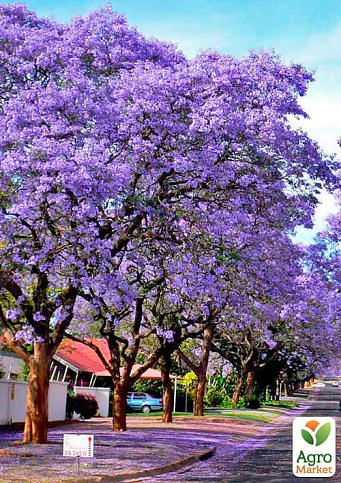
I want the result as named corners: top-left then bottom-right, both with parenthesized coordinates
top-left (315, 423), bottom-right (331, 446)
top-left (301, 429), bottom-right (314, 445)
top-left (301, 420), bottom-right (331, 446)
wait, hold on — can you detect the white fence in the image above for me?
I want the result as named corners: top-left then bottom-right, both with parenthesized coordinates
top-left (74, 386), bottom-right (110, 417)
top-left (0, 380), bottom-right (110, 425)
top-left (0, 380), bottom-right (68, 425)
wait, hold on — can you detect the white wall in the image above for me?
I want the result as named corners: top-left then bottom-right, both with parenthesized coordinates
top-left (74, 386), bottom-right (110, 417)
top-left (9, 381), bottom-right (27, 424)
top-left (0, 381), bottom-right (11, 425)
top-left (0, 380), bottom-right (68, 425)
top-left (48, 381), bottom-right (68, 421)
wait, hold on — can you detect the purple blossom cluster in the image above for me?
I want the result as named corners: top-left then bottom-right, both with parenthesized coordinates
top-left (156, 328), bottom-right (175, 343)
top-left (14, 324), bottom-right (44, 344)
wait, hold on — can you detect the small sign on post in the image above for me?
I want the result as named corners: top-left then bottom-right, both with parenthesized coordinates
top-left (63, 434), bottom-right (94, 458)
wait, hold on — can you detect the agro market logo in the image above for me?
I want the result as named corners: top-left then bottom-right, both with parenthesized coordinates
top-left (301, 420), bottom-right (331, 447)
top-left (293, 416), bottom-right (336, 477)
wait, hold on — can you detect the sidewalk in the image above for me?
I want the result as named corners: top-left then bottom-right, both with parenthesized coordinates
top-left (0, 405), bottom-right (308, 482)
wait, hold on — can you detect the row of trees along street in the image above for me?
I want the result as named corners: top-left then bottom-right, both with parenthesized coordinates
top-left (0, 5), bottom-right (340, 442)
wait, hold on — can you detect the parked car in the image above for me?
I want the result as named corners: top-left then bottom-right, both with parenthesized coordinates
top-left (126, 392), bottom-right (163, 413)
top-left (312, 382), bottom-right (325, 388)
top-left (331, 381), bottom-right (339, 387)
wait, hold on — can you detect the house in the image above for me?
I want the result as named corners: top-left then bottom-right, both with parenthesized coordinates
top-left (51, 338), bottom-right (178, 387)
top-left (1, 337), bottom-right (181, 417)
top-left (1, 336), bottom-right (177, 388)
top-left (51, 338), bottom-right (111, 386)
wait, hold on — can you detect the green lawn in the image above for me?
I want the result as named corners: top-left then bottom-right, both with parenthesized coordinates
top-left (262, 400), bottom-right (298, 408)
top-left (127, 411), bottom-right (189, 417)
top-left (215, 412), bottom-right (273, 422)
top-left (127, 400), bottom-right (300, 423)
top-left (127, 410), bottom-right (274, 423)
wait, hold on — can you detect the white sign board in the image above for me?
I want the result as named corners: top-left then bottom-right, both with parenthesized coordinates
top-left (292, 417), bottom-right (336, 478)
top-left (63, 434), bottom-right (94, 458)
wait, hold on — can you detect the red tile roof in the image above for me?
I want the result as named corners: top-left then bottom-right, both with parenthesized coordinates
top-left (56, 338), bottom-right (178, 379)
top-left (57, 338), bottom-right (110, 374)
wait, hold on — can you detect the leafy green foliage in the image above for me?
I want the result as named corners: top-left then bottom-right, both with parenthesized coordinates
top-left (204, 372), bottom-right (237, 407)
top-left (17, 363), bottom-right (30, 381)
top-left (222, 396), bottom-right (247, 409)
top-left (205, 387), bottom-right (225, 406)
top-left (133, 379), bottom-right (162, 397)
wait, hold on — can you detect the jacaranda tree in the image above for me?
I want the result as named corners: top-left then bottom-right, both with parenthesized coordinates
top-left (0, 4), bottom-right (337, 440)
top-left (0, 4), bottom-right (185, 443)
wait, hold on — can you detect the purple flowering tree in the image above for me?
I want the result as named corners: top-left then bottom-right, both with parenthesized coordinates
top-left (0, 4), bottom-right (185, 442)
top-left (0, 4), bottom-right (337, 440)
top-left (210, 267), bottom-right (339, 404)
top-left (178, 230), bottom-right (301, 408)
top-left (304, 183), bottom-right (341, 366)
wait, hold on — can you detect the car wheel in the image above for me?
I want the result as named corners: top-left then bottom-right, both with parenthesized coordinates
top-left (141, 405), bottom-right (151, 414)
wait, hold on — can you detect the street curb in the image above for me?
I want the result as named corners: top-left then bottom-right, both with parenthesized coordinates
top-left (63, 446), bottom-right (216, 482)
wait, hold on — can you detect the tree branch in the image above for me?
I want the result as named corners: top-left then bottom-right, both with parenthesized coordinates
top-left (65, 333), bottom-right (116, 379)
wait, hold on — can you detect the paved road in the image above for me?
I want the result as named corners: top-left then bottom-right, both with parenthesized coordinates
top-left (140, 383), bottom-right (341, 482)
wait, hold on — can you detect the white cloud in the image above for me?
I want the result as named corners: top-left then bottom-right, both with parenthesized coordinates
top-left (296, 96), bottom-right (341, 155)
top-left (294, 21), bottom-right (341, 64)
top-left (294, 191), bottom-right (338, 245)
top-left (313, 191), bottom-right (338, 229)
top-left (139, 21), bottom-right (230, 58)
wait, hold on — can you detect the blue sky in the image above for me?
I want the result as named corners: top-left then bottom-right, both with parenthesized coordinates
top-left (3, 1), bottom-right (341, 239)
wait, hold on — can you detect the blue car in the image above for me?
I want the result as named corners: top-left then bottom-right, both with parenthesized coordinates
top-left (126, 392), bottom-right (163, 413)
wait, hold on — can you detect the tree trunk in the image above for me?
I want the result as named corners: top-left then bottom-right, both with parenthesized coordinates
top-left (23, 343), bottom-right (50, 444)
top-left (232, 370), bottom-right (246, 406)
top-left (285, 383), bottom-right (291, 396)
top-left (194, 323), bottom-right (213, 416)
top-left (161, 354), bottom-right (173, 423)
top-left (194, 370), bottom-right (206, 416)
top-left (113, 380), bottom-right (129, 431)
top-left (244, 370), bottom-right (256, 400)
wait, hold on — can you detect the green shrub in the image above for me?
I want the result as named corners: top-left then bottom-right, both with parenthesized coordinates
top-left (221, 396), bottom-right (247, 409)
top-left (204, 387), bottom-right (225, 407)
top-left (221, 396), bottom-right (233, 408)
top-left (246, 395), bottom-right (261, 409)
